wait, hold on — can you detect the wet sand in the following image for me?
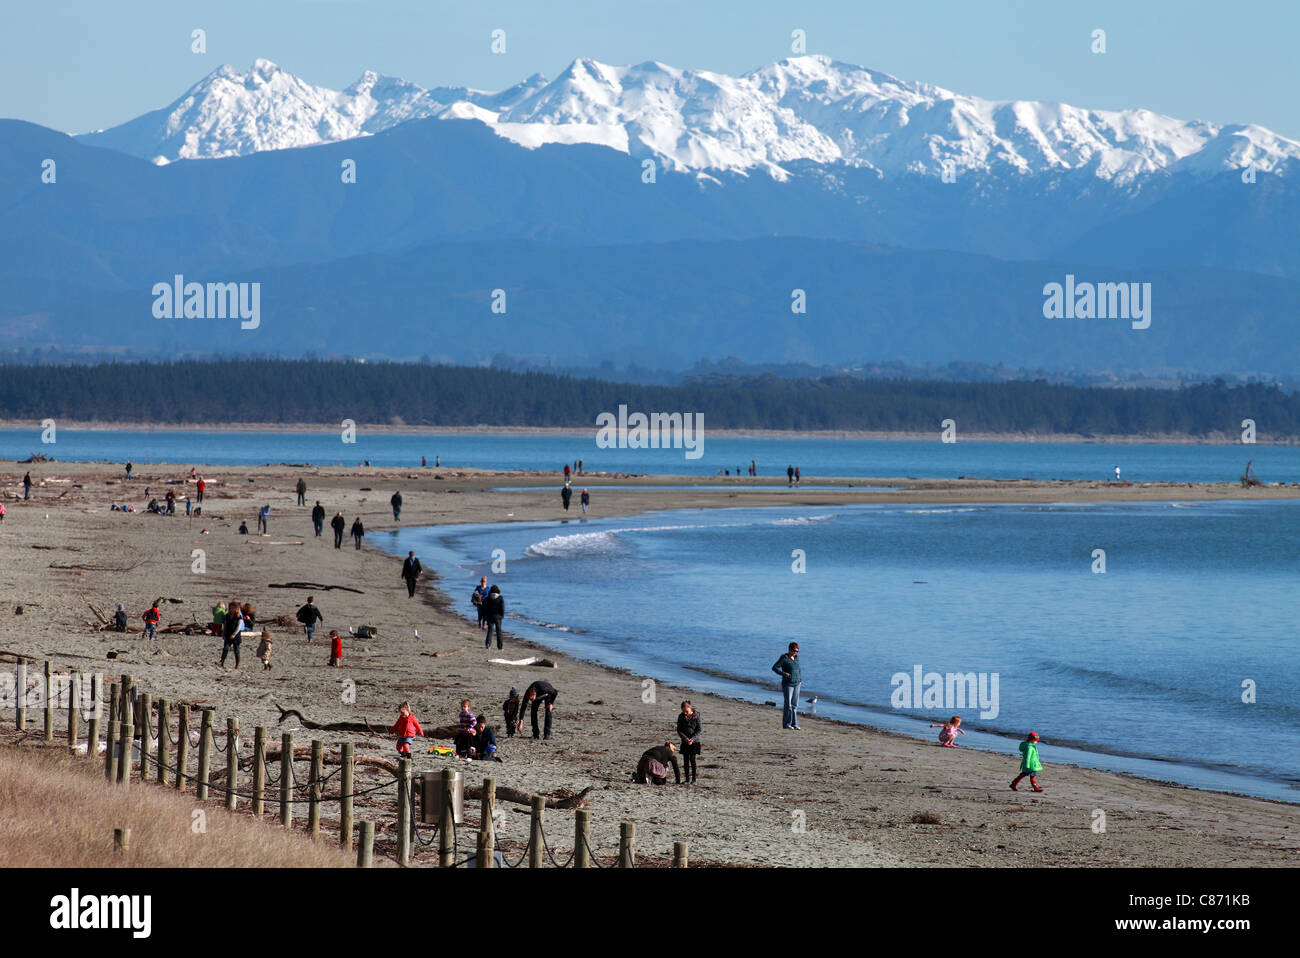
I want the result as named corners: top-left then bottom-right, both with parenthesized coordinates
top-left (2, 460), bottom-right (1298, 867)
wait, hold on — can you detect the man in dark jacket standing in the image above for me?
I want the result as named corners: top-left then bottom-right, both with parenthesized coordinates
top-left (311, 501), bottom-right (325, 536)
top-left (772, 642), bottom-right (803, 730)
top-left (391, 490), bottom-right (402, 521)
top-left (561, 483), bottom-right (572, 511)
top-left (330, 511), bottom-right (346, 549)
top-left (296, 478), bottom-right (307, 506)
top-left (517, 680), bottom-right (557, 739)
top-left (400, 551), bottom-right (422, 597)
top-left (483, 585), bottom-right (505, 650)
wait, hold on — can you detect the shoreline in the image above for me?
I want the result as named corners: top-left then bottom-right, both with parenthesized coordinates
top-left (1, 420), bottom-right (1296, 445)
top-left (2, 460), bottom-right (1297, 866)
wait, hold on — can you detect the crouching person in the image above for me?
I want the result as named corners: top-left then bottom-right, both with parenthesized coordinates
top-left (633, 742), bottom-right (680, 785)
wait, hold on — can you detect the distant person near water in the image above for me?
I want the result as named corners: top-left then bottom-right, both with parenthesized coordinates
top-left (1115, 466), bottom-right (1121, 482)
top-left (311, 501), bottom-right (325, 536)
top-left (23, 472), bottom-right (32, 500)
top-left (350, 517), bottom-right (364, 549)
top-left (331, 511), bottom-right (345, 548)
top-left (787, 465), bottom-right (794, 486)
top-left (196, 476), bottom-right (205, 502)
top-left (401, 550), bottom-right (422, 597)
top-left (931, 716), bottom-right (965, 748)
top-left (125, 462), bottom-right (133, 481)
top-left (296, 596), bottom-right (323, 642)
top-left (483, 585), bottom-right (504, 650)
top-left (580, 488), bottom-right (590, 514)
top-left (391, 490), bottom-right (402, 520)
top-left (561, 483), bottom-right (572, 511)
top-left (773, 641), bottom-right (802, 730)
top-left (1010, 732), bottom-right (1044, 791)
top-left (257, 504), bottom-right (270, 534)
top-left (795, 466), bottom-right (801, 485)
top-left (564, 463), bottom-right (571, 480)
top-left (296, 478), bottom-right (307, 506)
top-left (472, 576), bottom-right (489, 629)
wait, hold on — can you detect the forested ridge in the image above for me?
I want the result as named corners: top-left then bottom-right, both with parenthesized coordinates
top-left (0, 360), bottom-right (1295, 437)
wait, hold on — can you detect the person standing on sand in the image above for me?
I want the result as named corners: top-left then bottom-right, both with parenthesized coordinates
top-left (390, 701), bottom-right (423, 760)
top-left (677, 701), bottom-right (701, 784)
top-left (1010, 732), bottom-right (1044, 791)
top-left (772, 641), bottom-right (802, 730)
top-left (1115, 466), bottom-right (1121, 482)
top-left (331, 511), bottom-right (345, 548)
top-left (220, 601), bottom-right (245, 669)
top-left (23, 472), bottom-right (32, 500)
top-left (350, 516), bottom-right (364, 549)
top-left (580, 488), bottom-right (590, 514)
top-left (257, 631), bottom-right (273, 670)
top-left (795, 466), bottom-right (801, 485)
top-left (517, 680), bottom-right (557, 739)
top-left (142, 601), bottom-right (161, 640)
top-left (296, 595), bottom-right (323, 642)
top-left (787, 465), bottom-right (794, 486)
top-left (125, 462), bottom-right (133, 481)
top-left (502, 687), bottom-right (520, 738)
top-left (311, 501), bottom-right (325, 536)
top-left (196, 476), bottom-right (205, 503)
top-left (561, 483), bottom-right (572, 511)
top-left (391, 490), bottom-right (402, 521)
top-left (483, 585), bottom-right (505, 650)
top-left (564, 463), bottom-right (571, 481)
top-left (473, 576), bottom-right (490, 629)
top-left (328, 630), bottom-right (343, 667)
top-left (296, 478), bottom-right (307, 506)
top-left (401, 551), bottom-right (422, 597)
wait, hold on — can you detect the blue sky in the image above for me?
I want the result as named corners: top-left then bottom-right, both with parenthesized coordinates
top-left (2, 0), bottom-right (1296, 139)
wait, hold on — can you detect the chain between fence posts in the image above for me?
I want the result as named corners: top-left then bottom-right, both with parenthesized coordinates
top-left (175, 707), bottom-right (189, 791)
top-left (339, 743), bottom-right (354, 851)
top-left (155, 697), bottom-right (168, 784)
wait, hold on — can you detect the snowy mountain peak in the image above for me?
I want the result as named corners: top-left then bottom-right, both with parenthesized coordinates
top-left (75, 56), bottom-right (1300, 183)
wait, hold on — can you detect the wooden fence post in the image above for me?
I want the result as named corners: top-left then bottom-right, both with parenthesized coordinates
top-left (357, 821), bottom-right (374, 868)
top-left (15, 659), bottom-right (27, 730)
top-left (308, 740), bottom-right (323, 838)
top-left (225, 718), bottom-right (239, 811)
top-left (155, 697), bottom-right (168, 784)
top-left (438, 768), bottom-right (454, 867)
top-left (175, 706), bottom-right (189, 791)
top-left (196, 709), bottom-right (213, 800)
top-left (529, 796), bottom-right (545, 868)
top-left (339, 743), bottom-right (354, 851)
top-left (86, 674), bottom-right (100, 761)
top-left (395, 758), bottom-right (411, 866)
top-left (67, 671), bottom-right (80, 751)
top-left (574, 808), bottom-right (591, 868)
top-left (114, 828), bottom-right (130, 853)
top-left (116, 720), bottom-right (132, 787)
top-left (137, 691), bottom-right (151, 782)
top-left (477, 777), bottom-right (496, 868)
top-left (104, 712), bottom-right (118, 782)
top-left (673, 841), bottom-right (689, 868)
top-left (619, 821), bottom-right (635, 867)
top-left (118, 674), bottom-right (132, 729)
top-left (279, 732), bottom-right (293, 827)
top-left (252, 727), bottom-right (266, 817)
top-left (43, 661), bottom-right (53, 742)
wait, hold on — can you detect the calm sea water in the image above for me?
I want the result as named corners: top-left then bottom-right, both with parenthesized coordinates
top-left (1, 427), bottom-right (1298, 483)
top-left (384, 500), bottom-right (1300, 803)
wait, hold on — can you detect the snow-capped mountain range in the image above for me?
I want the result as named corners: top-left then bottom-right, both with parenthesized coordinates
top-left (79, 56), bottom-right (1299, 183)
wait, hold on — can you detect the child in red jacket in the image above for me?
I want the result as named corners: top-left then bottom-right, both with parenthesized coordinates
top-left (328, 629), bottom-right (342, 667)
top-left (390, 701), bottom-right (424, 760)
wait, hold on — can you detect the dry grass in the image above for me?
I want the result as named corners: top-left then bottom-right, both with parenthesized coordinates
top-left (0, 743), bottom-right (362, 867)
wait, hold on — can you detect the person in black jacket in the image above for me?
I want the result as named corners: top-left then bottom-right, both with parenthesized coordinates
top-left (560, 483), bottom-right (572, 511)
top-left (634, 742), bottom-right (680, 785)
top-left (350, 516), bottom-right (364, 549)
top-left (296, 596), bottom-right (323, 642)
top-left (517, 680), bottom-right (557, 739)
top-left (470, 716), bottom-right (501, 761)
top-left (311, 501), bottom-right (325, 537)
top-left (330, 511), bottom-right (346, 549)
top-left (483, 585), bottom-right (505, 650)
top-left (677, 701), bottom-right (701, 784)
top-left (400, 551), bottom-right (422, 597)
top-left (502, 686), bottom-right (520, 738)
top-left (391, 490), bottom-right (402, 520)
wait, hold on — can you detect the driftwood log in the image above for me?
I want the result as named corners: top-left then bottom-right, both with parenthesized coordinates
top-left (268, 582), bottom-right (365, 594)
top-left (273, 704), bottom-right (458, 739)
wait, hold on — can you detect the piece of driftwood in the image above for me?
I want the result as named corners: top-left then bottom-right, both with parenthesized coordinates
top-left (1241, 460), bottom-right (1263, 488)
top-left (268, 582), bottom-right (365, 594)
top-left (489, 656), bottom-right (558, 668)
top-left (273, 705), bottom-right (459, 740)
top-left (466, 783), bottom-right (593, 810)
top-left (85, 599), bottom-right (110, 626)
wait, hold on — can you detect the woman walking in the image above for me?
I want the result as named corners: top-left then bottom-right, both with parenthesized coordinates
top-left (350, 516), bottom-right (364, 549)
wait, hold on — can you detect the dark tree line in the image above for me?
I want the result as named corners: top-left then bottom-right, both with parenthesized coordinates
top-left (0, 361), bottom-right (1295, 437)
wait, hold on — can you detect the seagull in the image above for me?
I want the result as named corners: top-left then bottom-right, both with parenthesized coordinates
top-left (347, 626), bottom-right (356, 636)
top-left (413, 629), bottom-right (421, 640)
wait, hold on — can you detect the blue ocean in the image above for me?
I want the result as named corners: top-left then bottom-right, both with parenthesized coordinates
top-left (385, 500), bottom-right (1300, 803)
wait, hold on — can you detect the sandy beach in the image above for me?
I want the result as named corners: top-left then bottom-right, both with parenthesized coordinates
top-left (2, 460), bottom-right (1298, 867)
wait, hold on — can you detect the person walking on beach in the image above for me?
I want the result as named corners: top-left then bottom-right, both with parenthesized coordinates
top-left (142, 601), bottom-right (161, 640)
top-left (220, 600), bottom-right (245, 669)
top-left (256, 630), bottom-right (273, 670)
top-left (772, 642), bottom-right (802, 730)
top-left (125, 462), bottom-right (133, 481)
top-left (633, 742), bottom-right (680, 785)
top-left (390, 490), bottom-right (402, 521)
top-left (328, 629), bottom-right (343, 667)
top-left (295, 478), bottom-right (307, 506)
top-left (350, 516), bottom-right (364, 549)
top-left (1010, 732), bottom-right (1044, 791)
top-left (473, 576), bottom-right (489, 629)
top-left (751, 460), bottom-right (757, 477)
top-left (794, 466), bottom-right (801, 485)
top-left (931, 716), bottom-right (965, 748)
top-left (296, 596), bottom-right (323, 642)
top-left (311, 501), bottom-right (325, 536)
top-left (580, 488), bottom-right (590, 514)
top-left (23, 472), bottom-right (32, 500)
top-left (561, 482), bottom-right (572, 512)
top-left (196, 476), bottom-right (204, 503)
top-left (331, 511), bottom-right (345, 548)
top-left (502, 686), bottom-right (520, 738)
top-left (787, 465), bottom-right (794, 486)
top-left (401, 551), bottom-right (422, 597)
top-left (1114, 466), bottom-right (1121, 482)
top-left (564, 463), bottom-right (571, 480)
top-left (483, 585), bottom-right (505, 650)
top-left (578, 458), bottom-right (583, 474)
top-left (517, 680), bottom-right (557, 739)
top-left (677, 701), bottom-right (701, 784)
top-left (390, 701), bottom-right (423, 760)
